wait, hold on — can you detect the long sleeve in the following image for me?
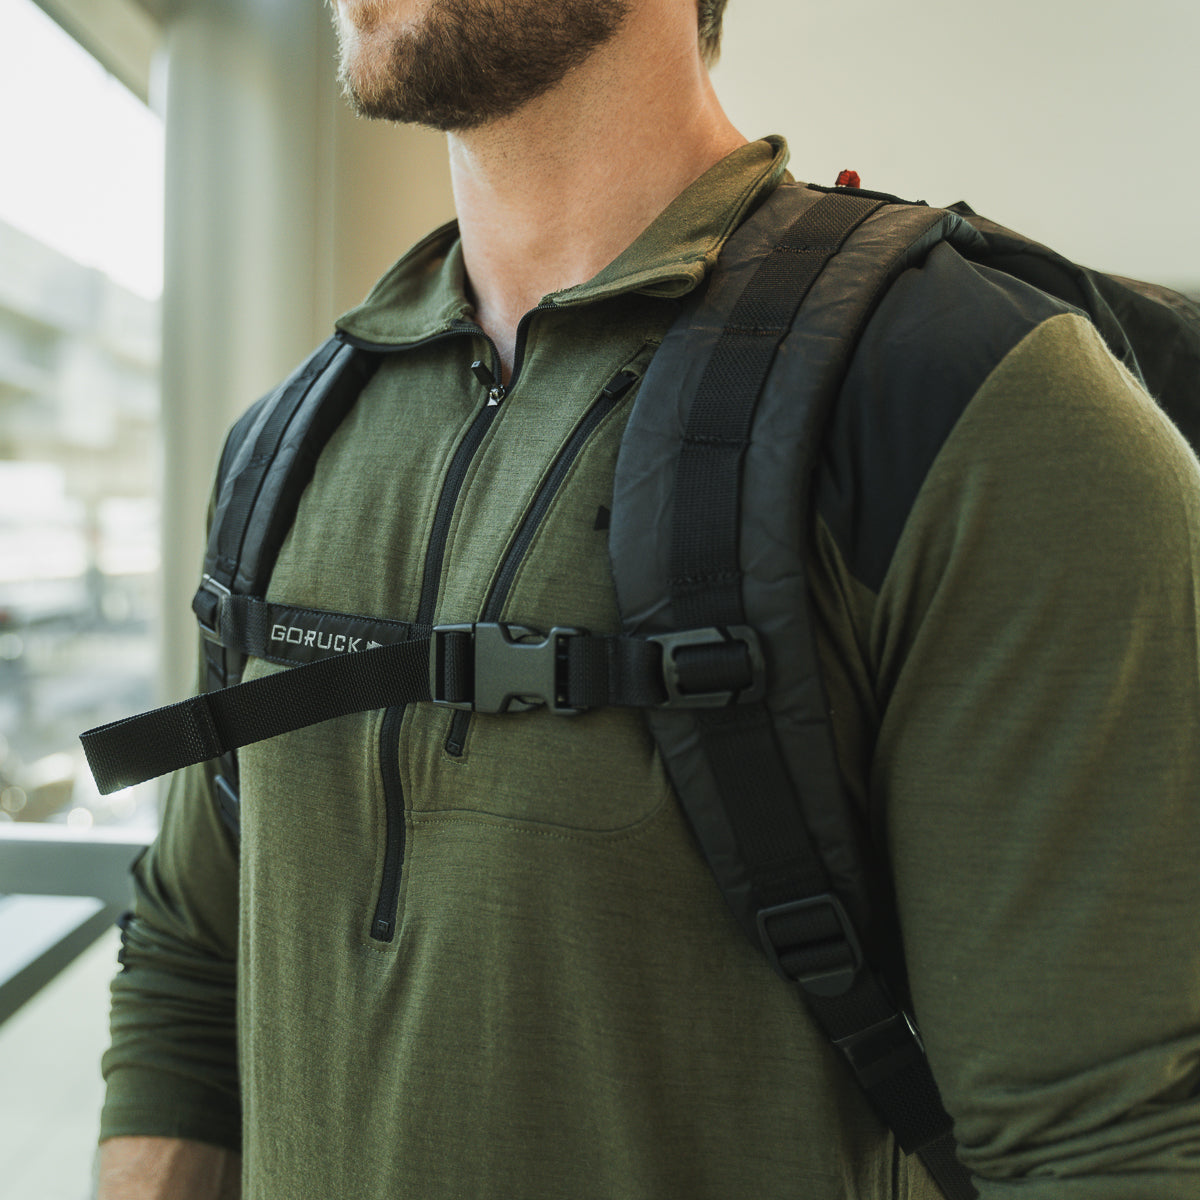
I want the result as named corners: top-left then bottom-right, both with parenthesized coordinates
top-left (871, 314), bottom-right (1200, 1194)
top-left (99, 752), bottom-right (242, 1151)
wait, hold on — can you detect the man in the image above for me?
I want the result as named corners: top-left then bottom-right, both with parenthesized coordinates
top-left (97, 1), bottom-right (1200, 1197)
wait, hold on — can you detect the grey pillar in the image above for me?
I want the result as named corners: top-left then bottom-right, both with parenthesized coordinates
top-left (156, 0), bottom-right (451, 708)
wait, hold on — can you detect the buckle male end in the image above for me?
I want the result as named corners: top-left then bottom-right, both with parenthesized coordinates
top-left (430, 623), bottom-right (586, 715)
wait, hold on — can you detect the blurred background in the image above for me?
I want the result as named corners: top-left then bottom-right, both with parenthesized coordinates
top-left (0, 0), bottom-right (1196, 1196)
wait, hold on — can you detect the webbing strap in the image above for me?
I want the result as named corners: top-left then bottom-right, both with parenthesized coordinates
top-left (666, 192), bottom-right (976, 1199)
top-left (563, 635), bottom-right (668, 709)
top-left (699, 706), bottom-right (829, 907)
top-left (83, 637), bottom-right (434, 795)
top-left (195, 590), bottom-right (688, 709)
top-left (81, 623), bottom-right (749, 795)
top-left (670, 193), bottom-right (881, 626)
top-left (671, 192), bottom-right (879, 924)
top-left (195, 589), bottom-right (421, 663)
top-left (807, 971), bottom-right (969, 1181)
top-left (920, 1133), bottom-right (977, 1200)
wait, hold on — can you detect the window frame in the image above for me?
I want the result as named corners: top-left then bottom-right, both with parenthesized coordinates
top-left (32, 0), bottom-right (160, 104)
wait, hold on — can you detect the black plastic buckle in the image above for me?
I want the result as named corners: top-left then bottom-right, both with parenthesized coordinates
top-left (430, 623), bottom-right (586, 715)
top-left (832, 1011), bottom-right (927, 1096)
top-left (194, 574), bottom-right (231, 643)
top-left (755, 893), bottom-right (863, 997)
top-left (213, 773), bottom-right (242, 840)
top-left (648, 625), bottom-right (765, 708)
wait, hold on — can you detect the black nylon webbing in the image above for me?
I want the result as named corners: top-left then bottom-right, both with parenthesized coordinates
top-left (565, 636), bottom-right (666, 708)
top-left (218, 595), bottom-right (274, 658)
top-left (670, 195), bottom-right (880, 628)
top-left (808, 974), bottom-right (952, 1146)
top-left (82, 637), bottom-right (437, 794)
top-left (919, 1133), bottom-right (977, 1200)
top-left (664, 192), bottom-right (976, 1200)
top-left (81, 627), bottom-right (689, 794)
top-left (699, 706), bottom-right (827, 898)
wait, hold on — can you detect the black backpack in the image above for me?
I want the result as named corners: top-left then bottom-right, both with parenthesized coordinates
top-left (82, 183), bottom-right (1200, 1200)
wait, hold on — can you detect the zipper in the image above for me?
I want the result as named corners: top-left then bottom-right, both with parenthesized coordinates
top-left (370, 704), bottom-right (407, 940)
top-left (505, 301), bottom-right (558, 389)
top-left (413, 367), bottom-right (508, 620)
top-left (370, 311), bottom-right (554, 942)
top-left (443, 368), bottom-right (640, 756)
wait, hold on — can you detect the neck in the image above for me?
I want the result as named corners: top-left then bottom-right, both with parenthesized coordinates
top-left (446, 8), bottom-right (746, 379)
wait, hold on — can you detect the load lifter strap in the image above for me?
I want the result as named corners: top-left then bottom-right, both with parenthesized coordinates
top-left (663, 190), bottom-right (976, 1199)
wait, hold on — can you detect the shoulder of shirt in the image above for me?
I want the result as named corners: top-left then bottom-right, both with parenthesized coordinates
top-left (816, 242), bottom-right (1099, 593)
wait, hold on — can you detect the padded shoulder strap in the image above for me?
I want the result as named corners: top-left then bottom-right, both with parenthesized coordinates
top-left (610, 184), bottom-right (980, 1199)
top-left (190, 334), bottom-right (380, 826)
top-left (611, 184), bottom-right (975, 958)
top-left (203, 335), bottom-right (381, 602)
top-left (194, 336), bottom-right (380, 678)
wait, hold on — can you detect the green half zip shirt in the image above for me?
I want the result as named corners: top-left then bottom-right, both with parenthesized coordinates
top-left (101, 136), bottom-right (1200, 1200)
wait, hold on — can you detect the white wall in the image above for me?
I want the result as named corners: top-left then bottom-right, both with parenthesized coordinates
top-left (716, 0), bottom-right (1200, 292)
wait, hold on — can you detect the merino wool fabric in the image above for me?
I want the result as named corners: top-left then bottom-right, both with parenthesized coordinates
top-left (101, 138), bottom-right (1200, 1199)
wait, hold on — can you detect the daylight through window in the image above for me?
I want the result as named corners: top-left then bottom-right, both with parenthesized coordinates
top-left (0, 0), bottom-right (163, 834)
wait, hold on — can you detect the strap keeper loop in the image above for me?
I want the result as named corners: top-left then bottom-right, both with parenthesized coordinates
top-left (649, 625), bottom-right (766, 708)
top-left (832, 1011), bottom-right (927, 1094)
top-left (755, 893), bottom-right (863, 996)
top-left (193, 574), bottom-right (232, 643)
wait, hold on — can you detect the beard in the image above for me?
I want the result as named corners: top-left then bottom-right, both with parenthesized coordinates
top-left (333, 0), bottom-right (632, 132)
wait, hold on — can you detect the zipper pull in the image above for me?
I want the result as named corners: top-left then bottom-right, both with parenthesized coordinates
top-left (602, 370), bottom-right (639, 401)
top-left (470, 360), bottom-right (506, 406)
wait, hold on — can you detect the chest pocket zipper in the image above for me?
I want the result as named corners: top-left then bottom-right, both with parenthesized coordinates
top-left (444, 368), bottom-right (639, 757)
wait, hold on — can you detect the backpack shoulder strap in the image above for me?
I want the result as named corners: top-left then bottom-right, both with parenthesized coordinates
top-left (609, 183), bottom-right (980, 1200)
top-left (192, 333), bottom-right (381, 827)
top-left (197, 334), bottom-right (380, 633)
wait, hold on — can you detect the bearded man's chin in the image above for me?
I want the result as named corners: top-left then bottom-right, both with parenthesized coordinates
top-left (331, 0), bottom-right (631, 132)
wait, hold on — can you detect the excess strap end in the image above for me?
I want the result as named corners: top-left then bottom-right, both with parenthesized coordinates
top-left (80, 694), bottom-right (224, 795)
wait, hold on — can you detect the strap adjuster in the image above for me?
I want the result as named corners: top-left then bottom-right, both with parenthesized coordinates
top-left (430, 623), bottom-right (586, 715)
top-left (194, 574), bottom-right (232, 642)
top-left (833, 1011), bottom-right (928, 1096)
top-left (648, 625), bottom-right (766, 708)
top-left (756, 893), bottom-right (863, 996)
top-left (833, 1007), bottom-right (957, 1155)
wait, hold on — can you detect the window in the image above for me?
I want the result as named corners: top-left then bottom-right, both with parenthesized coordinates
top-left (0, 5), bottom-right (164, 1192)
top-left (0, 0), bottom-right (163, 836)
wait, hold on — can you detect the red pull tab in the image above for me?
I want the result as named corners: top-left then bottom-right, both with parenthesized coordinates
top-left (835, 169), bottom-right (861, 189)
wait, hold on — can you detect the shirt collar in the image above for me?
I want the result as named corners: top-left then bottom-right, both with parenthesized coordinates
top-left (336, 136), bottom-right (790, 347)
